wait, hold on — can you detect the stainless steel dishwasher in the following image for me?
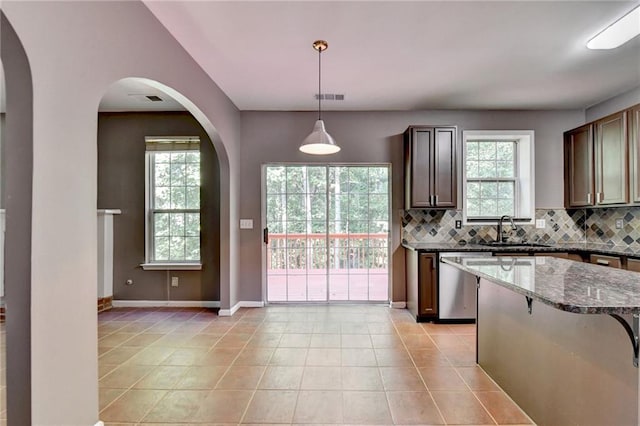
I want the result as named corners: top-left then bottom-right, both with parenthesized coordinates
top-left (438, 252), bottom-right (492, 321)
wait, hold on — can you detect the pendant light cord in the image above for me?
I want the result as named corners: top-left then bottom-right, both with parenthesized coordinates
top-left (318, 45), bottom-right (322, 120)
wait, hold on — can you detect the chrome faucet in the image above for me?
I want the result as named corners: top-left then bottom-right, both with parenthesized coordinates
top-left (497, 215), bottom-right (517, 242)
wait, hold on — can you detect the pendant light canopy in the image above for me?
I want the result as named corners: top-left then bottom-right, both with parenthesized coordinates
top-left (299, 40), bottom-right (340, 155)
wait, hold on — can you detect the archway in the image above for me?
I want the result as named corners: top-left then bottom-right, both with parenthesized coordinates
top-left (0, 10), bottom-right (34, 425)
top-left (96, 77), bottom-right (223, 309)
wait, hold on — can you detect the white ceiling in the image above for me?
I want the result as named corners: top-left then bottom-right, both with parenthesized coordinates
top-left (139, 0), bottom-right (640, 112)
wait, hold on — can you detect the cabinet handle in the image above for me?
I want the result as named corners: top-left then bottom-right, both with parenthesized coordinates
top-left (596, 259), bottom-right (610, 266)
top-left (598, 192), bottom-right (603, 203)
top-left (430, 195), bottom-right (435, 206)
top-left (434, 194), bottom-right (439, 205)
top-left (587, 193), bottom-right (591, 204)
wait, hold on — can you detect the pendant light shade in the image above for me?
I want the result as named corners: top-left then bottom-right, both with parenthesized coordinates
top-left (299, 40), bottom-right (341, 155)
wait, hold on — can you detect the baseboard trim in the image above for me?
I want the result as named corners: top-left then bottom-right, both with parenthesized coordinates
top-left (389, 301), bottom-right (406, 309)
top-left (219, 300), bottom-right (265, 316)
top-left (112, 300), bottom-right (221, 308)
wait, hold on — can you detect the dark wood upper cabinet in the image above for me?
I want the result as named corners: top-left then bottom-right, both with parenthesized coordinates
top-left (564, 124), bottom-right (594, 207)
top-left (630, 105), bottom-right (640, 203)
top-left (594, 111), bottom-right (628, 205)
top-left (564, 108), bottom-right (630, 208)
top-left (404, 126), bottom-right (457, 209)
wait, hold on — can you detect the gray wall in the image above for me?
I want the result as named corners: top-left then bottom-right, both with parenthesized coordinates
top-left (586, 85), bottom-right (640, 122)
top-left (98, 112), bottom-right (220, 301)
top-left (239, 109), bottom-right (585, 303)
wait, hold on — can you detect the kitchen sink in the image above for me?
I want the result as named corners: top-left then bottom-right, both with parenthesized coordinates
top-left (480, 241), bottom-right (551, 248)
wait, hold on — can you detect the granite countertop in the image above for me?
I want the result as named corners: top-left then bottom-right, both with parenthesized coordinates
top-left (440, 256), bottom-right (640, 314)
top-left (402, 241), bottom-right (640, 257)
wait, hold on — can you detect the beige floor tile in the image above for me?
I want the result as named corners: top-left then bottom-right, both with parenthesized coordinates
top-left (133, 366), bottom-right (189, 389)
top-left (99, 364), bottom-right (119, 380)
top-left (341, 334), bottom-right (372, 348)
top-left (367, 323), bottom-right (397, 335)
top-left (475, 391), bottom-right (533, 424)
top-left (175, 366), bottom-right (228, 390)
top-left (100, 389), bottom-right (166, 423)
top-left (99, 388), bottom-right (127, 411)
top-left (419, 366), bottom-right (468, 391)
top-left (309, 333), bottom-right (341, 348)
top-left (161, 348), bottom-right (209, 366)
top-left (341, 367), bottom-right (383, 391)
top-left (233, 347), bottom-right (274, 365)
top-left (100, 364), bottom-right (154, 389)
top-left (142, 390), bottom-right (209, 423)
top-left (370, 334), bottom-right (404, 349)
top-left (342, 391), bottom-right (393, 424)
top-left (241, 390), bottom-right (298, 424)
top-left (457, 366), bottom-right (501, 391)
top-left (279, 333), bottom-right (312, 348)
top-left (215, 333), bottom-right (253, 348)
top-left (312, 322), bottom-right (341, 334)
top-left (431, 390), bottom-right (495, 425)
top-left (215, 365), bottom-right (265, 390)
top-left (341, 348), bottom-right (377, 366)
top-left (374, 348), bottom-right (414, 367)
top-left (306, 348), bottom-right (341, 366)
top-left (341, 323), bottom-right (370, 334)
top-left (199, 347), bottom-right (242, 366)
top-left (121, 333), bottom-right (165, 347)
top-left (300, 366), bottom-right (342, 390)
top-left (99, 333), bottom-right (138, 348)
top-left (379, 367), bottom-right (426, 391)
top-left (258, 366), bottom-right (303, 389)
top-left (440, 346), bottom-right (477, 367)
top-left (269, 347), bottom-right (308, 365)
top-left (246, 333), bottom-right (282, 348)
top-left (408, 348), bottom-right (451, 368)
top-left (127, 346), bottom-right (176, 365)
top-left (402, 334), bottom-right (437, 349)
top-left (182, 333), bottom-right (220, 348)
top-left (387, 391), bottom-right (445, 425)
top-left (293, 390), bottom-right (344, 423)
top-left (430, 333), bottom-right (466, 348)
top-left (99, 347), bottom-right (141, 365)
top-left (284, 322), bottom-right (315, 333)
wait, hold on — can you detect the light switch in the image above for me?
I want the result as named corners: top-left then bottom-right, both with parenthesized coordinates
top-left (240, 219), bottom-right (254, 229)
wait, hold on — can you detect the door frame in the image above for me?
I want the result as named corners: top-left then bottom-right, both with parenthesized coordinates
top-left (261, 162), bottom-right (392, 305)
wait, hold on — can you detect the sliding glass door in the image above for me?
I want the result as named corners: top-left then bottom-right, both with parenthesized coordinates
top-left (265, 165), bottom-right (389, 303)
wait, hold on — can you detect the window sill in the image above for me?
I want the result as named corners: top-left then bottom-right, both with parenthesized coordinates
top-left (140, 263), bottom-right (202, 271)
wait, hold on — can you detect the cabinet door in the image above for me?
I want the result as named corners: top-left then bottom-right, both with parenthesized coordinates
top-left (418, 253), bottom-right (438, 316)
top-left (626, 258), bottom-right (640, 272)
top-left (629, 105), bottom-right (640, 203)
top-left (405, 128), bottom-right (434, 209)
top-left (595, 111), bottom-right (628, 205)
top-left (433, 127), bottom-right (457, 208)
top-left (564, 124), bottom-right (594, 207)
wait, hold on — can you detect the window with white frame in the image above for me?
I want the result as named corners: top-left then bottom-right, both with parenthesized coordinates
top-left (145, 136), bottom-right (201, 266)
top-left (462, 131), bottom-right (535, 224)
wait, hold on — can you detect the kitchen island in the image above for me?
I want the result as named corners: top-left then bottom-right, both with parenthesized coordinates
top-left (441, 255), bottom-right (640, 426)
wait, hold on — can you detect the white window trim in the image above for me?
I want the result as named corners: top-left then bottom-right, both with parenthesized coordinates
top-left (461, 130), bottom-right (535, 226)
top-left (142, 138), bottom-right (203, 269)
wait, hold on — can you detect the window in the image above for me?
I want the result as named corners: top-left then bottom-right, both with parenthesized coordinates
top-left (143, 137), bottom-right (202, 269)
top-left (462, 131), bottom-right (534, 224)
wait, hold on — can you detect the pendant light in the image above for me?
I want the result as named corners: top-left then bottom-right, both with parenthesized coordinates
top-left (299, 40), bottom-right (341, 155)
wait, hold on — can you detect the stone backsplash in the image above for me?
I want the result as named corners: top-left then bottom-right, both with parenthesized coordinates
top-left (402, 206), bottom-right (640, 249)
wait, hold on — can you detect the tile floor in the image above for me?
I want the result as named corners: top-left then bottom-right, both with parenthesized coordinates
top-left (98, 305), bottom-right (534, 425)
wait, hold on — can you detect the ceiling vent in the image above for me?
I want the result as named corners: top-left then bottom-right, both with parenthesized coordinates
top-left (145, 95), bottom-right (163, 102)
top-left (315, 94), bottom-right (345, 101)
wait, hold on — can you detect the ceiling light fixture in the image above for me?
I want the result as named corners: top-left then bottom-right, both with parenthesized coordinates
top-left (299, 40), bottom-right (340, 155)
top-left (587, 4), bottom-right (640, 49)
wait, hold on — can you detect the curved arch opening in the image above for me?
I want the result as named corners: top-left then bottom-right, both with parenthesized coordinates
top-left (96, 77), bottom-right (228, 312)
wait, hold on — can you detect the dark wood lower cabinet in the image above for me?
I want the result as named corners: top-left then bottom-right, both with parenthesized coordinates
top-left (405, 249), bottom-right (438, 321)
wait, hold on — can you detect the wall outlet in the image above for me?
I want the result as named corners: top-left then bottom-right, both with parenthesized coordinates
top-left (535, 219), bottom-right (546, 229)
top-left (240, 219), bottom-right (254, 229)
top-left (615, 219), bottom-right (623, 229)
top-left (455, 220), bottom-right (462, 229)
top-left (171, 276), bottom-right (179, 287)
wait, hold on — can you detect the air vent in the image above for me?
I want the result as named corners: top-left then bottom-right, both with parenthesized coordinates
top-left (315, 94), bottom-right (345, 101)
top-left (146, 95), bottom-right (163, 102)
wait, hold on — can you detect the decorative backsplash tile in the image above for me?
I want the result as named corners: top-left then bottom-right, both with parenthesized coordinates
top-left (586, 206), bottom-right (640, 250)
top-left (402, 208), bottom-right (587, 245)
